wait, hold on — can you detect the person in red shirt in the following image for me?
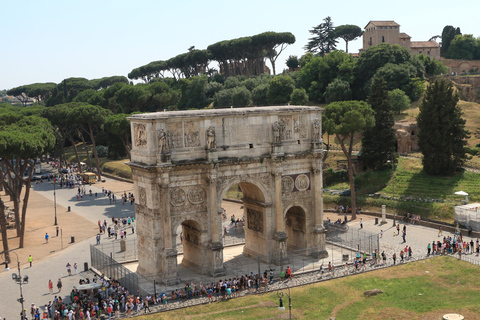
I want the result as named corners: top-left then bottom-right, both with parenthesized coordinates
top-left (107, 305), bottom-right (113, 320)
top-left (286, 266), bottom-right (292, 279)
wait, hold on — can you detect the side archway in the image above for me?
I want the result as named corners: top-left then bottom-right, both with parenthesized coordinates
top-left (285, 206), bottom-right (307, 250)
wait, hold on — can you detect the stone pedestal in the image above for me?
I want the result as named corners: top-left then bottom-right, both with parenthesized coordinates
top-left (207, 149), bottom-right (218, 162)
top-left (272, 144), bottom-right (284, 156)
top-left (271, 231), bottom-right (289, 265)
top-left (160, 152), bottom-right (171, 164)
top-left (207, 241), bottom-right (226, 277)
top-left (308, 228), bottom-right (329, 258)
top-left (162, 249), bottom-right (180, 285)
top-left (381, 205), bottom-right (387, 224)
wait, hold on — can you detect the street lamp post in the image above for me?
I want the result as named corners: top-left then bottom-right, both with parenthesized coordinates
top-left (54, 178), bottom-right (58, 226)
top-left (277, 287), bottom-right (292, 320)
top-left (3, 251), bottom-right (29, 315)
top-left (387, 152), bottom-right (396, 227)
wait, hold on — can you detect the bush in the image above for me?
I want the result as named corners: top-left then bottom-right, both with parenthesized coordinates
top-left (290, 88), bottom-right (308, 105)
top-left (231, 87), bottom-right (252, 107)
top-left (96, 145), bottom-right (108, 158)
top-left (465, 146), bottom-right (479, 156)
top-left (324, 168), bottom-right (348, 186)
top-left (252, 84), bottom-right (269, 106)
top-left (213, 89), bottom-right (233, 108)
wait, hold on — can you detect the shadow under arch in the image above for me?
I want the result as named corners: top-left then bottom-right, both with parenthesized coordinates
top-left (284, 205), bottom-right (307, 250)
top-left (172, 218), bottom-right (205, 269)
top-left (219, 176), bottom-right (273, 260)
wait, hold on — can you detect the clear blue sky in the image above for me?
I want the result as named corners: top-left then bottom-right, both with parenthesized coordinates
top-left (1, 0), bottom-right (478, 90)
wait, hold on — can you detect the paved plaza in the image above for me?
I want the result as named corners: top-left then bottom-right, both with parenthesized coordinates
top-left (1, 164), bottom-right (480, 318)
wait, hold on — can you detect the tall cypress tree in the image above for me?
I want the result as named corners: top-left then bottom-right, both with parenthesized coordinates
top-left (417, 79), bottom-right (469, 175)
top-left (361, 78), bottom-right (396, 170)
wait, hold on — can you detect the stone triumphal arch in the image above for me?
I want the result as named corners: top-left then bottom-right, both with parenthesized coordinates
top-left (128, 106), bottom-right (328, 285)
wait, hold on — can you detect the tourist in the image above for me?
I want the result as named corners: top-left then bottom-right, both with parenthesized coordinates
top-left (29, 255), bottom-right (33, 267)
top-left (48, 279), bottom-right (53, 294)
top-left (44, 232), bottom-right (49, 243)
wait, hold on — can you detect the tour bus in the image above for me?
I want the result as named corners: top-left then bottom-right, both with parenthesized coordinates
top-left (81, 172), bottom-right (97, 184)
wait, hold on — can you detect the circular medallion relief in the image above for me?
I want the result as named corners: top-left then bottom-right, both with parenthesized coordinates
top-left (295, 174), bottom-right (310, 191)
top-left (170, 188), bottom-right (187, 206)
top-left (187, 186), bottom-right (206, 204)
top-left (281, 176), bottom-right (295, 193)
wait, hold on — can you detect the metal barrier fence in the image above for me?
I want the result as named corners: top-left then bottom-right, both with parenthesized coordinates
top-left (95, 238), bottom-right (137, 263)
top-left (90, 244), bottom-right (145, 295)
top-left (326, 227), bottom-right (380, 255)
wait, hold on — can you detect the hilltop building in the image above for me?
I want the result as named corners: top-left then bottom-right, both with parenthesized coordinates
top-left (362, 21), bottom-right (440, 60)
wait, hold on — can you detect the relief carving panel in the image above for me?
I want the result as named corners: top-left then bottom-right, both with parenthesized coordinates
top-left (247, 208), bottom-right (264, 234)
top-left (295, 174), bottom-right (310, 191)
top-left (134, 124), bottom-right (147, 147)
top-left (281, 176), bottom-right (295, 193)
top-left (293, 115), bottom-right (307, 138)
top-left (279, 115), bottom-right (292, 140)
top-left (166, 122), bottom-right (183, 149)
top-left (184, 121), bottom-right (200, 147)
top-left (138, 187), bottom-right (147, 206)
top-left (170, 188), bottom-right (187, 207)
top-left (188, 186), bottom-right (206, 205)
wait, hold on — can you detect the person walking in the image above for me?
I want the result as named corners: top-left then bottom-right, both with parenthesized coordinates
top-left (48, 279), bottom-right (53, 293)
top-left (360, 218), bottom-right (363, 229)
top-left (380, 230), bottom-right (383, 238)
top-left (74, 263), bottom-right (78, 275)
top-left (29, 255), bottom-right (33, 267)
top-left (66, 263), bottom-right (71, 276)
top-left (392, 252), bottom-right (396, 265)
top-left (144, 299), bottom-right (151, 313)
top-left (396, 224), bottom-right (400, 236)
top-left (56, 226), bottom-right (59, 237)
top-left (45, 233), bottom-right (49, 243)
top-left (402, 230), bottom-right (406, 243)
top-left (438, 226), bottom-right (443, 237)
top-left (57, 278), bottom-right (62, 293)
top-left (427, 243), bottom-right (431, 255)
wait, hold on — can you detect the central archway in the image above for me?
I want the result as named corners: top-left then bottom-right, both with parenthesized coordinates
top-left (237, 181), bottom-right (269, 259)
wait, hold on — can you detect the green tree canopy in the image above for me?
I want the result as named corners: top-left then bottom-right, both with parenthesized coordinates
top-left (267, 75), bottom-right (294, 105)
top-left (334, 25), bottom-right (363, 53)
top-left (324, 78), bottom-right (352, 103)
top-left (323, 100), bottom-right (375, 219)
top-left (298, 50), bottom-right (356, 102)
top-left (290, 88), bottom-right (308, 105)
top-left (361, 78), bottom-right (396, 170)
top-left (286, 55), bottom-right (299, 69)
top-left (304, 16), bottom-right (338, 56)
top-left (388, 89), bottom-right (411, 114)
top-left (417, 79), bottom-right (469, 175)
top-left (446, 34), bottom-right (478, 60)
top-left (441, 25), bottom-right (461, 57)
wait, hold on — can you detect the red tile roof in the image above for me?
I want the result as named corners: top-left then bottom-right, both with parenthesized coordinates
top-left (364, 21), bottom-right (400, 29)
top-left (410, 41), bottom-right (440, 48)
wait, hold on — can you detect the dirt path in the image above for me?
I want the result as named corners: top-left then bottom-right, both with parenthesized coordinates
top-left (1, 184), bottom-right (97, 271)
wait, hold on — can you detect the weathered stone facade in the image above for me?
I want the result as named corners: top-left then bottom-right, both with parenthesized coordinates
top-left (128, 106), bottom-right (328, 285)
top-left (362, 21), bottom-right (440, 60)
